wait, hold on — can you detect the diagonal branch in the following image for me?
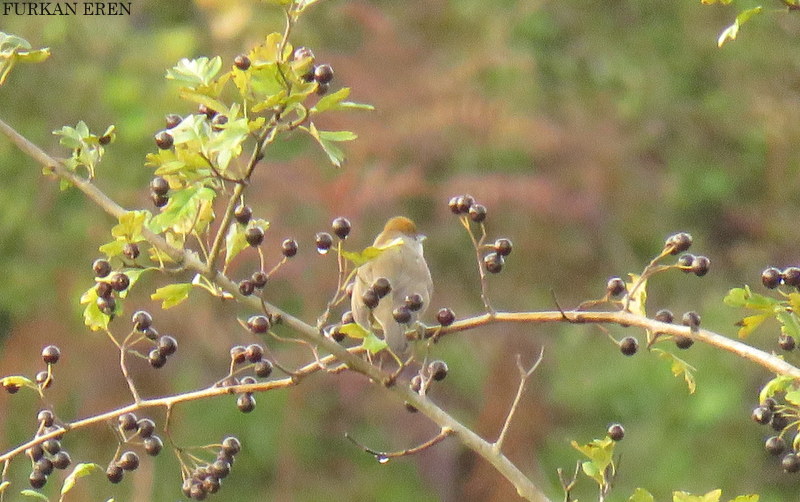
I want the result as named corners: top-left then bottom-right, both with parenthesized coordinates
top-left (494, 349), bottom-right (544, 453)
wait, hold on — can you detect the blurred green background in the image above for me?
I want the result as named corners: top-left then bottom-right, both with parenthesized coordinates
top-left (2, 0), bottom-right (800, 500)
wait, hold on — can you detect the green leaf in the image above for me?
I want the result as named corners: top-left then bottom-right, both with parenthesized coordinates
top-left (311, 87), bottom-right (376, 113)
top-left (653, 348), bottom-right (697, 394)
top-left (723, 286), bottom-right (778, 310)
top-left (733, 313), bottom-right (771, 338)
top-left (775, 308), bottom-right (800, 339)
top-left (673, 490), bottom-right (722, 502)
top-left (784, 389), bottom-right (800, 406)
top-left (759, 374), bottom-right (795, 403)
top-left (629, 488), bottom-right (655, 502)
top-left (626, 273), bottom-right (647, 317)
top-left (341, 238), bottom-right (403, 267)
top-left (166, 56), bottom-right (222, 87)
top-left (111, 210), bottom-right (151, 242)
top-left (61, 463), bottom-right (101, 495)
top-left (151, 283), bottom-right (192, 309)
top-left (339, 322), bottom-right (370, 339)
top-left (728, 495), bottom-right (759, 502)
top-left (571, 437), bottom-right (615, 487)
top-left (80, 286), bottom-right (110, 331)
top-left (303, 123), bottom-right (357, 168)
top-left (19, 490), bottom-right (49, 501)
top-left (225, 224), bottom-right (248, 265)
top-left (717, 7), bottom-right (763, 47)
top-left (149, 185), bottom-right (216, 234)
top-left (98, 240), bottom-right (125, 258)
top-left (362, 332), bottom-right (388, 354)
top-left (0, 32), bottom-right (50, 86)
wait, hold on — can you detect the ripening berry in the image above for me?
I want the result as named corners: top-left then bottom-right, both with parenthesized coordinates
top-left (315, 232), bottom-right (333, 253)
top-left (123, 242), bottom-right (140, 260)
top-left (118, 451), bottom-right (139, 471)
top-left (405, 293), bottom-right (424, 312)
top-left (410, 375), bottom-right (423, 393)
top-left (361, 289), bottom-right (380, 309)
top-left (93, 258), bottom-right (112, 278)
top-left (203, 476), bottom-right (221, 494)
top-left (332, 217), bottom-right (351, 239)
top-left (469, 204), bottom-right (487, 223)
top-left (42, 439), bottom-right (61, 455)
top-left (654, 309), bottom-right (674, 324)
top-left (240, 376), bottom-right (257, 386)
top-left (619, 336), bottom-right (638, 356)
top-left (247, 315), bottom-right (270, 334)
top-left (245, 344), bottom-right (264, 363)
top-left (254, 360), bottom-right (273, 378)
top-left (677, 253), bottom-right (695, 270)
top-left (154, 131), bottom-right (174, 150)
top-left (779, 334), bottom-right (796, 352)
top-left (429, 360), bottom-right (449, 381)
top-left (763, 397), bottom-right (778, 410)
top-left (245, 227), bottom-right (264, 247)
top-left (35, 371), bottom-right (51, 389)
top-left (35, 457), bottom-right (54, 476)
top-left (210, 459), bottom-right (231, 479)
top-left (234, 54), bottom-right (251, 71)
top-left (211, 114), bottom-right (228, 131)
top-left (110, 272), bottom-right (130, 292)
top-left (783, 267), bottom-right (800, 288)
top-left (137, 418), bottom-right (155, 438)
top-left (106, 463), bottom-right (123, 484)
top-left (752, 405), bottom-right (773, 425)
top-left (607, 423), bottom-right (625, 441)
top-left (234, 205), bottom-right (252, 225)
top-left (448, 196), bottom-right (461, 214)
top-left (144, 436), bottom-right (163, 456)
top-left (239, 279), bottom-right (255, 296)
top-left (762, 267), bottom-right (783, 289)
top-left (158, 335), bottom-right (178, 357)
top-left (314, 64), bottom-right (334, 84)
top-left (189, 482), bottom-right (206, 500)
top-left (119, 412), bottom-right (138, 431)
top-left (98, 134), bottom-right (112, 145)
top-left (456, 195), bottom-right (475, 214)
top-left (230, 345), bottom-right (247, 365)
top-left (372, 277), bottom-right (392, 298)
top-left (692, 256), bottom-right (710, 277)
top-left (484, 252), bottom-right (504, 273)
top-left (150, 176), bottom-right (169, 196)
top-left (237, 393), bottom-right (255, 413)
top-left (29, 470), bottom-right (47, 489)
top-left (37, 409), bottom-right (55, 427)
top-left (682, 311), bottom-right (701, 329)
top-left (393, 306), bottom-right (412, 324)
top-left (165, 114), bottom-right (182, 129)
top-left (437, 307), bottom-right (455, 326)
top-left (494, 238), bottom-right (513, 257)
top-left (665, 232), bottom-right (692, 254)
top-left (3, 381), bottom-right (20, 394)
top-left (766, 436), bottom-right (787, 456)
top-left (42, 345), bottom-right (61, 365)
top-left (771, 412), bottom-right (790, 431)
top-left (148, 349), bottom-right (167, 368)
top-left (27, 445), bottom-right (44, 462)
top-left (143, 327), bottom-right (159, 341)
top-left (606, 277), bottom-right (626, 297)
top-left (52, 451), bottom-right (71, 469)
top-left (96, 281), bottom-right (113, 299)
top-left (782, 453), bottom-right (800, 473)
top-left (282, 238), bottom-right (298, 257)
top-left (315, 82), bottom-right (330, 96)
top-left (674, 335), bottom-right (694, 350)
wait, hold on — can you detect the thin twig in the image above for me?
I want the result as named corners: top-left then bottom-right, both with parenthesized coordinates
top-left (494, 349), bottom-right (544, 453)
top-left (345, 428), bottom-right (453, 460)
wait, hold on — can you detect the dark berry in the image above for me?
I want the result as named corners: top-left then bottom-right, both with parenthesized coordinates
top-left (230, 345), bottom-right (247, 364)
top-left (254, 360), bottom-right (273, 378)
top-left (752, 405), bottom-right (773, 425)
top-left (332, 217), bottom-right (351, 239)
top-left (158, 335), bottom-right (178, 357)
top-left (448, 196), bottom-right (461, 214)
top-left (607, 423), bottom-right (625, 441)
top-left (96, 281), bottom-right (113, 299)
top-left (222, 436), bottom-right (241, 456)
top-left (42, 439), bottom-right (61, 455)
top-left (315, 232), bottom-right (333, 253)
top-left (372, 277), bottom-right (391, 298)
top-left (429, 360), bottom-right (448, 381)
top-left (282, 238), bottom-right (298, 257)
top-left (655, 309), bottom-right (674, 324)
top-left (784, 267), bottom-right (800, 288)
top-left (118, 451), bottom-right (139, 471)
top-left (293, 46), bottom-right (315, 62)
top-left (682, 311), bottom-right (701, 329)
top-left (436, 307), bottom-right (455, 326)
top-left (677, 253), bottom-right (695, 270)
top-left (456, 195), bottom-right (475, 214)
top-left (494, 238), bottom-right (513, 257)
top-left (211, 114), bottom-right (228, 131)
top-left (361, 289), bottom-right (380, 309)
top-left (131, 311), bottom-right (153, 333)
top-left (331, 326), bottom-right (345, 342)
top-left (314, 64), bottom-right (334, 84)
top-left (52, 451), bottom-right (71, 470)
top-left (619, 336), bottom-right (638, 356)
top-left (783, 453), bottom-right (800, 473)
top-left (239, 279), bottom-right (255, 296)
top-left (165, 114), bottom-right (182, 129)
top-left (692, 256), bottom-right (710, 277)
top-left (468, 204), bottom-right (487, 223)
top-left (766, 436), bottom-right (786, 456)
top-left (484, 252), bottom-right (504, 273)
top-left (35, 457), bottom-right (54, 476)
top-left (93, 259), bottom-right (112, 278)
top-left (779, 334), bottom-right (796, 352)
top-left (29, 470), bottom-right (47, 489)
top-left (405, 293), bottom-right (424, 312)
top-left (666, 232), bottom-right (693, 254)
top-left (198, 103), bottom-right (216, 119)
top-left (143, 327), bottom-right (159, 341)
top-left (315, 82), bottom-right (330, 96)
top-left (110, 272), bottom-right (130, 292)
top-left (606, 277), bottom-right (626, 297)
top-left (106, 463), bottom-right (124, 483)
top-left (247, 315), bottom-right (270, 334)
top-left (674, 335), bottom-right (694, 350)
top-left (144, 436), bottom-right (163, 456)
top-left (251, 271), bottom-right (268, 288)
top-left (154, 131), bottom-right (174, 149)
top-left (234, 205), bottom-right (252, 225)
top-left (210, 459), bottom-right (231, 479)
top-left (98, 134), bottom-right (112, 145)
top-left (762, 267), bottom-right (783, 289)
top-left (234, 54), bottom-right (251, 71)
top-left (772, 412), bottom-right (790, 431)
top-left (190, 482), bottom-right (207, 500)
top-left (393, 306), bottom-right (412, 324)
top-left (763, 397), bottom-right (778, 410)
top-left (37, 409), bottom-right (55, 427)
top-left (341, 310), bottom-right (354, 325)
top-left (149, 348), bottom-right (167, 368)
top-left (137, 418), bottom-right (155, 438)
top-left (119, 412), bottom-right (138, 431)
top-left (27, 445), bottom-right (44, 462)
top-left (203, 476), bottom-right (221, 494)
top-left (245, 227), bottom-right (264, 247)
top-left (123, 242), bottom-right (140, 260)
top-left (42, 345), bottom-right (61, 365)
top-left (35, 371), bottom-right (51, 389)
top-left (237, 393), bottom-right (255, 413)
top-left (410, 375), bottom-right (423, 393)
top-left (97, 295), bottom-right (116, 315)
top-left (151, 192), bottom-right (169, 208)
top-left (245, 343), bottom-right (264, 363)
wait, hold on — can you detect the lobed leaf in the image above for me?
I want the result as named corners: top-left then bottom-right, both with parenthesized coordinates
top-left (151, 283), bottom-right (192, 309)
top-left (629, 488), bottom-right (655, 502)
top-left (653, 348), bottom-right (697, 394)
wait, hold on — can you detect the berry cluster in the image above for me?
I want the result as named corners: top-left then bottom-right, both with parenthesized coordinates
top-left (449, 193), bottom-right (514, 274)
top-left (108, 411), bottom-right (164, 485)
top-left (92, 259), bottom-right (132, 316)
top-left (26, 410), bottom-right (71, 489)
top-left (293, 47), bottom-right (334, 96)
top-left (3, 346), bottom-right (60, 395)
top-left (181, 436), bottom-right (240, 500)
top-left (131, 310), bottom-right (178, 368)
top-left (676, 253), bottom-right (711, 277)
top-left (761, 266), bottom-right (800, 290)
top-left (227, 341), bottom-right (273, 413)
top-left (405, 360), bottom-right (449, 412)
top-left (239, 269), bottom-right (269, 297)
top-left (752, 398), bottom-right (800, 473)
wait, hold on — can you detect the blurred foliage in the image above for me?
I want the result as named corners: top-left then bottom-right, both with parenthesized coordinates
top-left (1, 0), bottom-right (800, 500)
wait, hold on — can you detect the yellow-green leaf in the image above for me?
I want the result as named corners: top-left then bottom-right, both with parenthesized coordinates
top-left (19, 490), bottom-right (49, 500)
top-left (111, 210), bottom-right (151, 242)
top-left (723, 286), bottom-right (777, 310)
top-left (362, 332), bottom-right (388, 354)
top-left (98, 240), bottom-right (125, 258)
top-left (0, 481), bottom-right (8, 493)
top-left (717, 7), bottom-right (763, 47)
top-left (339, 323), bottom-right (370, 339)
top-left (629, 488), bottom-right (655, 502)
top-left (728, 495), bottom-right (759, 502)
top-left (151, 283), bottom-right (192, 309)
top-left (80, 286), bottom-right (109, 331)
top-left (673, 489), bottom-right (722, 502)
top-left (61, 463), bottom-right (101, 495)
top-left (1, 375), bottom-right (35, 390)
top-left (734, 313), bottom-right (770, 338)
top-left (626, 273), bottom-right (647, 317)
top-left (653, 348), bottom-right (697, 394)
top-left (341, 238), bottom-right (403, 267)
top-left (759, 374), bottom-right (795, 404)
